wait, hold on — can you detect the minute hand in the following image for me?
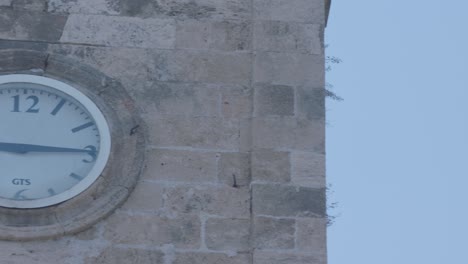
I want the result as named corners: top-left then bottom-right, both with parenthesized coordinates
top-left (0, 143), bottom-right (96, 154)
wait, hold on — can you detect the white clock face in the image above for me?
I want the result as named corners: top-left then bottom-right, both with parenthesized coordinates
top-left (0, 75), bottom-right (111, 209)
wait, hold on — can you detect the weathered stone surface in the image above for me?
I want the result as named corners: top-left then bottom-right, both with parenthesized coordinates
top-left (153, 50), bottom-right (251, 84)
top-left (210, 20), bottom-right (252, 51)
top-left (296, 86), bottom-right (325, 120)
top-left (252, 150), bottom-right (290, 183)
top-left (43, 53), bottom-right (116, 94)
top-left (254, 21), bottom-right (322, 54)
top-left (222, 85), bottom-right (252, 118)
top-left (0, 237), bottom-right (106, 263)
top-left (87, 247), bottom-right (164, 264)
top-left (121, 181), bottom-right (164, 212)
top-left (252, 184), bottom-right (325, 217)
top-left (175, 20), bottom-right (210, 49)
top-left (176, 20), bottom-right (251, 51)
top-left (253, 0), bottom-right (325, 23)
top-left (0, 9), bottom-right (67, 42)
top-left (254, 251), bottom-right (324, 264)
top-left (0, 39), bottom-right (48, 51)
top-left (254, 216), bottom-right (295, 249)
top-left (254, 83), bottom-right (294, 116)
top-left (60, 14), bottom-right (175, 49)
top-left (0, 50), bottom-right (48, 73)
top-left (146, 117), bottom-right (240, 150)
top-left (218, 152), bottom-right (250, 187)
top-left (49, 45), bottom-right (251, 86)
top-left (74, 225), bottom-right (100, 241)
top-left (12, 0), bottom-right (46, 11)
top-left (291, 151), bottom-right (325, 188)
top-left (174, 252), bottom-right (250, 264)
top-left (104, 212), bottom-right (201, 249)
top-left (296, 218), bottom-right (327, 253)
top-left (252, 117), bottom-right (325, 152)
top-left (143, 149), bottom-right (218, 182)
top-left (119, 0), bottom-right (251, 20)
top-left (48, 0), bottom-right (120, 15)
top-left (0, 0), bottom-right (11, 6)
top-left (47, 44), bottom-right (155, 98)
top-left (254, 52), bottom-right (324, 86)
top-left (135, 82), bottom-right (221, 117)
top-left (205, 218), bottom-right (250, 251)
top-left (164, 186), bottom-right (250, 218)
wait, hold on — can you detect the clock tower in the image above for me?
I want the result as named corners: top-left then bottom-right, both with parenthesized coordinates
top-left (0, 0), bottom-right (330, 263)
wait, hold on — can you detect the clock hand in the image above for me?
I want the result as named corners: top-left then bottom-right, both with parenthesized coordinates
top-left (0, 142), bottom-right (97, 154)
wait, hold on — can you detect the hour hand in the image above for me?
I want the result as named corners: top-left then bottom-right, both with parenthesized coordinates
top-left (0, 142), bottom-right (96, 154)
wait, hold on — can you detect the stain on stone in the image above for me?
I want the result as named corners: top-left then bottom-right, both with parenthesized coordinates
top-left (130, 124), bottom-right (140, 135)
top-left (167, 2), bottom-right (216, 19)
top-left (11, 0), bottom-right (47, 11)
top-left (297, 87), bottom-right (325, 120)
top-left (0, 9), bottom-right (67, 42)
top-left (119, 0), bottom-right (154, 17)
top-left (266, 22), bottom-right (292, 36)
top-left (120, 0), bottom-right (217, 19)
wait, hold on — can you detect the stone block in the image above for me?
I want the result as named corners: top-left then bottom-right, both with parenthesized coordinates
top-left (291, 151), bottom-right (325, 188)
top-left (254, 216), bottom-right (295, 249)
top-left (176, 20), bottom-right (251, 51)
top-left (175, 20), bottom-right (211, 50)
top-left (104, 212), bottom-right (201, 249)
top-left (252, 184), bottom-right (325, 217)
top-left (254, 251), bottom-right (324, 264)
top-left (296, 86), bottom-right (325, 120)
top-left (60, 14), bottom-right (176, 49)
top-left (119, 0), bottom-right (251, 20)
top-left (75, 49), bottom-right (253, 85)
top-left (174, 252), bottom-right (250, 264)
top-left (254, 21), bottom-right (322, 54)
top-left (252, 150), bottom-right (290, 183)
top-left (164, 186), bottom-right (250, 218)
top-left (254, 83), bottom-right (294, 116)
top-left (155, 50), bottom-right (252, 84)
top-left (47, 44), bottom-right (153, 94)
top-left (48, 0), bottom-right (120, 15)
top-left (205, 218), bottom-right (250, 251)
top-left (86, 247), bottom-right (164, 264)
top-left (121, 181), bottom-right (164, 212)
top-left (143, 149), bottom-right (218, 182)
top-left (222, 85), bottom-right (252, 118)
top-left (210, 20), bottom-right (252, 51)
top-left (146, 117), bottom-right (240, 150)
top-left (252, 117), bottom-right (325, 152)
top-left (254, 52), bottom-right (324, 86)
top-left (296, 218), bottom-right (327, 253)
top-left (0, 237), bottom-right (105, 263)
top-left (0, 9), bottom-right (67, 42)
top-left (135, 82), bottom-right (221, 117)
top-left (0, 50), bottom-right (48, 73)
top-left (218, 152), bottom-right (251, 187)
top-left (253, 0), bottom-right (325, 23)
top-left (12, 0), bottom-right (46, 11)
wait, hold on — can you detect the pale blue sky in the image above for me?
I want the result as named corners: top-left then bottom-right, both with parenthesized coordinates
top-left (326, 1), bottom-right (468, 263)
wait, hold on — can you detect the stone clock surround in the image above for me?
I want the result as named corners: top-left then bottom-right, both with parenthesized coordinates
top-left (0, 50), bottom-right (145, 240)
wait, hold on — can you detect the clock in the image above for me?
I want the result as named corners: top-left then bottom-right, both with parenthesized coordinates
top-left (0, 74), bottom-right (111, 209)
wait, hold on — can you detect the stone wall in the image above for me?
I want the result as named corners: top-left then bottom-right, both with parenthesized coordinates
top-left (0, 0), bottom-right (328, 263)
